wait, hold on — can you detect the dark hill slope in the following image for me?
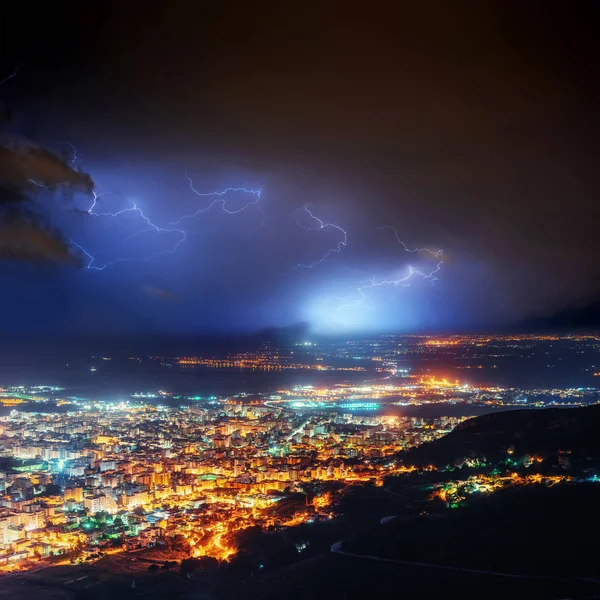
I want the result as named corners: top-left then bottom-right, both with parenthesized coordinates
top-left (405, 404), bottom-right (600, 467)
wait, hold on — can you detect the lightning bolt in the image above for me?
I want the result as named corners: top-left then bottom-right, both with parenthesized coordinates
top-left (56, 141), bottom-right (79, 168)
top-left (72, 229), bottom-right (187, 272)
top-left (337, 226), bottom-right (444, 311)
top-left (71, 191), bottom-right (188, 270)
top-left (27, 143), bottom-right (80, 190)
top-left (29, 179), bottom-right (58, 188)
top-left (372, 225), bottom-right (444, 262)
top-left (169, 171), bottom-right (262, 225)
top-left (71, 170), bottom-right (262, 271)
top-left (0, 68), bottom-right (18, 86)
top-left (27, 140), bottom-right (264, 271)
top-left (294, 206), bottom-right (348, 268)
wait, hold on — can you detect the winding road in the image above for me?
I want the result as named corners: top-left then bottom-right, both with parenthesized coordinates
top-left (330, 541), bottom-right (600, 584)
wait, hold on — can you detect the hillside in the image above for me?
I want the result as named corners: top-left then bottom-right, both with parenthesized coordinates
top-left (404, 404), bottom-right (600, 468)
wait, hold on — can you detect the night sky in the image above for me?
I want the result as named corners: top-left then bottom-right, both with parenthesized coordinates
top-left (1, 2), bottom-right (599, 337)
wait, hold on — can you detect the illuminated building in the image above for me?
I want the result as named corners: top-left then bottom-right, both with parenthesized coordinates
top-left (84, 493), bottom-right (119, 514)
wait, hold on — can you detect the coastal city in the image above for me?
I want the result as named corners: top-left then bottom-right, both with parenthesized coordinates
top-left (0, 334), bottom-right (598, 572)
top-left (0, 401), bottom-right (463, 568)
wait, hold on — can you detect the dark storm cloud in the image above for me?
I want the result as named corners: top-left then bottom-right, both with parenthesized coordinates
top-left (0, 137), bottom-right (94, 265)
top-left (0, 139), bottom-right (93, 194)
top-left (0, 217), bottom-right (80, 266)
